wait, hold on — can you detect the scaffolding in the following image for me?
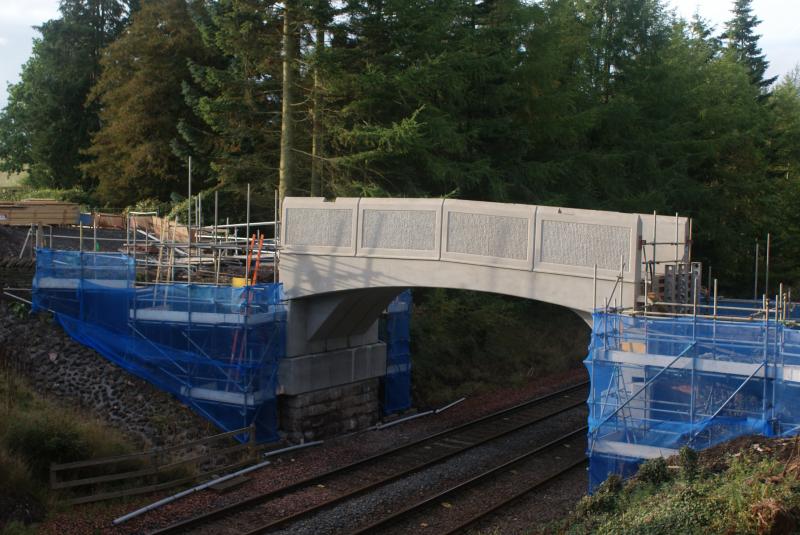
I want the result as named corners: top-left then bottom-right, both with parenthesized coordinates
top-left (587, 282), bottom-right (800, 490)
top-left (32, 249), bottom-right (287, 442)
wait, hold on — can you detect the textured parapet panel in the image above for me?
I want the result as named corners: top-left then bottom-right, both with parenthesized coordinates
top-left (285, 208), bottom-right (353, 247)
top-left (540, 220), bottom-right (629, 270)
top-left (361, 209), bottom-right (436, 251)
top-left (446, 211), bottom-right (528, 260)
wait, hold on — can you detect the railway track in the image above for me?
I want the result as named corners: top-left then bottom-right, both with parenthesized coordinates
top-left (347, 428), bottom-right (588, 534)
top-left (151, 381), bottom-right (588, 535)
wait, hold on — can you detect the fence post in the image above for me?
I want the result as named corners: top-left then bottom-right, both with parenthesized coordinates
top-left (249, 424), bottom-right (257, 461)
top-left (49, 463), bottom-right (57, 490)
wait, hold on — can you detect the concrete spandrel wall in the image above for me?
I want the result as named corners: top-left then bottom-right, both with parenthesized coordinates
top-left (280, 197), bottom-right (686, 315)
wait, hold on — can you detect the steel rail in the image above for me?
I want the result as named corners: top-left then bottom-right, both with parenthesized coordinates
top-left (149, 381), bottom-right (588, 534)
top-left (440, 458), bottom-right (588, 535)
top-left (345, 426), bottom-right (588, 534)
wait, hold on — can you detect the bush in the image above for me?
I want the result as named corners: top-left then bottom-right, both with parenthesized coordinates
top-left (637, 457), bottom-right (671, 486)
top-left (678, 446), bottom-right (699, 481)
top-left (576, 474), bottom-right (622, 517)
top-left (4, 412), bottom-right (89, 481)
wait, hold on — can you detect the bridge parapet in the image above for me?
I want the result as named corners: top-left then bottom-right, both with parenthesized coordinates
top-left (280, 197), bottom-right (688, 315)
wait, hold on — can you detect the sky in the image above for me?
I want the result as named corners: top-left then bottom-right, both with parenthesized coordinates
top-left (0, 0), bottom-right (799, 109)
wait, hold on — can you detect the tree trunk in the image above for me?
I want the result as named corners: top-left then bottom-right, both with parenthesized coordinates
top-left (279, 0), bottom-right (296, 201)
top-left (310, 27), bottom-right (324, 197)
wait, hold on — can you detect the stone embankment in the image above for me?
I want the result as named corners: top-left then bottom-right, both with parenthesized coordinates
top-left (0, 302), bottom-right (214, 448)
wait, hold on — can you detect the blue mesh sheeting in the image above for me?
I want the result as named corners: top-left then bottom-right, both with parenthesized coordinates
top-left (33, 249), bottom-right (286, 442)
top-left (586, 309), bottom-right (800, 491)
top-left (382, 290), bottom-right (412, 414)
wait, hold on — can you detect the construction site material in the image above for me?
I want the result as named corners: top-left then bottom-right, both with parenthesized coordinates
top-left (0, 199), bottom-right (79, 226)
top-left (113, 453), bottom-right (269, 525)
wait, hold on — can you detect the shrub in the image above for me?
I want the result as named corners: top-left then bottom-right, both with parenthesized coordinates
top-left (637, 457), bottom-right (671, 486)
top-left (576, 474), bottom-right (622, 516)
top-left (678, 446), bottom-right (699, 480)
top-left (4, 412), bottom-right (89, 481)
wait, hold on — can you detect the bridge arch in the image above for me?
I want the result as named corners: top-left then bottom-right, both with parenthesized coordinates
top-left (277, 197), bottom-right (688, 369)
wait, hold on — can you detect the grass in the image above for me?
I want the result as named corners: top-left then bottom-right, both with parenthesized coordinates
top-left (0, 362), bottom-right (135, 528)
top-left (409, 289), bottom-right (590, 406)
top-left (552, 442), bottom-right (800, 534)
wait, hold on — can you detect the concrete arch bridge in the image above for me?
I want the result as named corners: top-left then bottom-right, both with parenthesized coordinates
top-left (277, 197), bottom-right (690, 395)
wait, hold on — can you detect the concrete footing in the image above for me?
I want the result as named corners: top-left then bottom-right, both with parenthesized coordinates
top-left (278, 378), bottom-right (380, 442)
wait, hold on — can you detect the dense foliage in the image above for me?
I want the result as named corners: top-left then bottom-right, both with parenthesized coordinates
top-left (557, 440), bottom-right (800, 534)
top-left (1, 0), bottom-right (800, 290)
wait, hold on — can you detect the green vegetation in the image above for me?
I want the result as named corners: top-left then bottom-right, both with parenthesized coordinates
top-left (0, 186), bottom-right (93, 205)
top-left (0, 0), bottom-right (798, 290)
top-left (555, 441), bottom-right (800, 534)
top-left (410, 290), bottom-right (589, 406)
top-left (0, 363), bottom-right (134, 528)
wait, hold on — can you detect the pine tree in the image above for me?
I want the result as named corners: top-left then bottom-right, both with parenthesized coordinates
top-left (82, 0), bottom-right (209, 206)
top-left (183, 0), bottom-right (284, 197)
top-left (723, 0), bottom-right (777, 92)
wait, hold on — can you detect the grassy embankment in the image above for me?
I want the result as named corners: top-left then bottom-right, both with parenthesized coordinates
top-left (410, 289), bottom-right (591, 406)
top-left (553, 437), bottom-right (800, 534)
top-left (0, 353), bottom-right (133, 534)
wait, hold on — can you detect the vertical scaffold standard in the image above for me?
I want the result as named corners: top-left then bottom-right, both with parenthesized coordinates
top-left (382, 290), bottom-right (412, 414)
top-left (585, 309), bottom-right (800, 491)
top-left (32, 249), bottom-right (287, 442)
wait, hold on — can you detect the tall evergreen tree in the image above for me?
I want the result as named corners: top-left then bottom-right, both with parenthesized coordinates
top-left (181, 0), bottom-right (284, 200)
top-left (723, 0), bottom-right (777, 92)
top-left (83, 0), bottom-right (210, 206)
top-left (0, 0), bottom-right (134, 189)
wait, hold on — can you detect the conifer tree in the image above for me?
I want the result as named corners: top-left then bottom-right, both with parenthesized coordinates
top-left (723, 0), bottom-right (777, 92)
top-left (83, 0), bottom-right (209, 206)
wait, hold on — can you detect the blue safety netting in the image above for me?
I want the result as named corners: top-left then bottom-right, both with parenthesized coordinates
top-left (586, 309), bottom-right (800, 491)
top-left (381, 290), bottom-right (412, 415)
top-left (32, 249), bottom-right (286, 442)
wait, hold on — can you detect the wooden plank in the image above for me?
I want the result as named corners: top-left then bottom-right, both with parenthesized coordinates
top-left (67, 474), bottom-right (199, 505)
top-left (66, 458), bottom-right (256, 505)
top-left (51, 426), bottom-right (251, 471)
top-left (52, 464), bottom-right (159, 490)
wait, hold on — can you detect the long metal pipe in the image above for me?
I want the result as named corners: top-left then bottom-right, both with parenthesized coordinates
top-left (765, 233), bottom-right (771, 299)
top-left (245, 183), bottom-right (251, 283)
top-left (754, 240), bottom-right (759, 301)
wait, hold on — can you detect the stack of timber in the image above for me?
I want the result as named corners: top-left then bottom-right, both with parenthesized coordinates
top-left (0, 199), bottom-right (79, 226)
